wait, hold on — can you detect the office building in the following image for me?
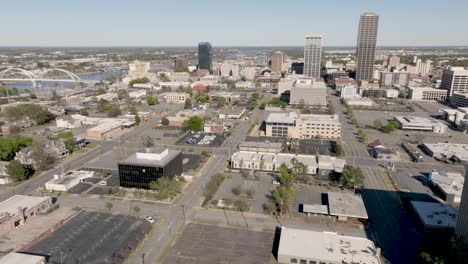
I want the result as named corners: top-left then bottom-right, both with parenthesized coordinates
top-left (303, 34), bottom-right (322, 78)
top-left (411, 201), bottom-right (457, 230)
top-left (271, 51), bottom-right (284, 73)
top-left (161, 92), bottom-right (190, 104)
top-left (290, 80), bottom-right (327, 106)
top-left (198, 42), bottom-right (213, 73)
top-left (265, 112), bottom-right (341, 139)
top-left (174, 56), bottom-right (189, 70)
top-left (128, 60), bottom-right (150, 79)
top-left (387, 55), bottom-right (400, 68)
top-left (118, 148), bottom-right (183, 189)
top-left (291, 62), bottom-right (304, 74)
top-left (379, 71), bottom-right (410, 86)
top-left (421, 143), bottom-right (468, 163)
top-left (356, 12), bottom-right (379, 81)
top-left (440, 67), bottom-right (468, 96)
top-left (450, 92), bottom-right (468, 107)
top-left (277, 227), bottom-right (381, 264)
top-left (408, 86), bottom-right (448, 101)
top-left (0, 252), bottom-right (46, 264)
top-left (455, 169), bottom-right (468, 248)
top-left (45, 170), bottom-right (95, 192)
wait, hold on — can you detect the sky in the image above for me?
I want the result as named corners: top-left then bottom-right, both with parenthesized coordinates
top-left (0, 0), bottom-right (467, 47)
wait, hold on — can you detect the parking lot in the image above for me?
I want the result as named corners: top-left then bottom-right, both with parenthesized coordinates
top-left (25, 211), bottom-right (151, 264)
top-left (162, 224), bottom-right (274, 264)
top-left (177, 132), bottom-right (224, 147)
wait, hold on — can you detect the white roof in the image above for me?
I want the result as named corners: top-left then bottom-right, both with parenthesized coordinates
top-left (278, 227), bottom-right (380, 264)
top-left (0, 195), bottom-right (50, 216)
top-left (395, 116), bottom-right (446, 126)
top-left (302, 204), bottom-right (328, 214)
top-left (430, 170), bottom-right (464, 198)
top-left (328, 192), bottom-right (368, 219)
top-left (423, 143), bottom-right (468, 162)
top-left (411, 201), bottom-right (457, 229)
top-left (0, 252), bottom-right (45, 264)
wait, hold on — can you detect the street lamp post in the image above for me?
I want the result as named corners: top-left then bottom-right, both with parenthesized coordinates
top-left (181, 205), bottom-right (186, 222)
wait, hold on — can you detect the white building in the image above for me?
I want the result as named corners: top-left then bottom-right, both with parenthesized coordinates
top-left (290, 80), bottom-right (327, 107)
top-left (0, 252), bottom-right (46, 264)
top-left (277, 227), bottom-right (381, 264)
top-left (303, 34), bottom-right (322, 79)
top-left (340, 85), bottom-right (360, 99)
top-left (429, 170), bottom-right (465, 203)
top-left (265, 112), bottom-right (341, 139)
top-left (394, 116), bottom-right (448, 134)
top-left (240, 67), bottom-right (259, 81)
top-left (407, 86), bottom-right (448, 101)
top-left (441, 67), bottom-right (468, 96)
top-left (422, 142), bottom-right (468, 163)
top-left (128, 90), bottom-right (147, 99)
top-left (45, 170), bottom-right (95, 192)
top-left (345, 97), bottom-right (375, 107)
top-left (171, 72), bottom-right (190, 82)
top-left (161, 92), bottom-right (190, 104)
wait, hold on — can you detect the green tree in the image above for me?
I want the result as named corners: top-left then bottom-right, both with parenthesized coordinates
top-left (183, 116), bottom-right (203, 132)
top-left (251, 93), bottom-right (260, 101)
top-left (79, 109), bottom-right (89, 116)
top-left (129, 77), bottom-right (150, 87)
top-left (259, 102), bottom-right (266, 110)
top-left (335, 144), bottom-right (343, 156)
top-left (0, 137), bottom-right (32, 161)
top-left (216, 97), bottom-right (226, 108)
top-left (161, 117), bottom-right (169, 125)
top-left (50, 90), bottom-right (61, 101)
top-left (134, 113), bottom-right (141, 126)
top-left (383, 121), bottom-right (398, 133)
top-left (57, 131), bottom-right (74, 154)
top-left (184, 98), bottom-right (192, 109)
top-left (290, 158), bottom-right (309, 183)
top-left (341, 165), bottom-right (365, 189)
top-left (107, 105), bottom-right (121, 117)
top-left (196, 96), bottom-right (208, 103)
top-left (6, 104), bottom-right (54, 125)
top-left (373, 119), bottom-right (384, 129)
top-left (273, 186), bottom-right (294, 215)
top-left (117, 89), bottom-right (128, 100)
top-left (6, 160), bottom-right (27, 182)
top-left (149, 177), bottom-right (181, 200)
top-left (278, 163), bottom-right (294, 186)
top-left (146, 96), bottom-right (157, 105)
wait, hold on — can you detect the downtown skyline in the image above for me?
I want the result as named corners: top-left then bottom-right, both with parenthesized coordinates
top-left (0, 0), bottom-right (467, 47)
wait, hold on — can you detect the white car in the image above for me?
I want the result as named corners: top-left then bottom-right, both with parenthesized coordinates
top-left (145, 216), bottom-right (155, 224)
top-left (98, 180), bottom-right (107, 186)
top-left (272, 180), bottom-right (280, 185)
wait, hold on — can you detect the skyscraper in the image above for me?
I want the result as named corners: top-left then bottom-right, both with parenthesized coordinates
top-left (356, 12), bottom-right (379, 81)
top-left (270, 51), bottom-right (284, 73)
top-left (174, 56), bottom-right (189, 70)
top-left (304, 34), bottom-right (322, 79)
top-left (198, 42), bottom-right (213, 73)
top-left (454, 167), bottom-right (468, 248)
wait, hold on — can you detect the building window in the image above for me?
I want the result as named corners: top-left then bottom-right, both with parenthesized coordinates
top-left (300, 260), bottom-right (307, 264)
top-left (309, 261), bottom-right (316, 264)
top-left (291, 259), bottom-right (298, 263)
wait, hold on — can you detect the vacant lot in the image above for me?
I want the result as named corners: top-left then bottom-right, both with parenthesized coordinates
top-left (25, 211), bottom-right (151, 264)
top-left (162, 224), bottom-right (274, 264)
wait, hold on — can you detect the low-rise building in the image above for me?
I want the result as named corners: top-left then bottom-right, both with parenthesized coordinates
top-left (379, 71), bottom-right (410, 86)
top-left (218, 107), bottom-right (246, 119)
top-left (289, 80), bottom-right (327, 106)
top-left (428, 170), bottom-right (465, 203)
top-left (45, 170), bottom-right (94, 192)
top-left (277, 227), bottom-right (381, 264)
top-left (410, 201), bottom-right (457, 230)
top-left (394, 116), bottom-right (448, 134)
top-left (128, 90), bottom-right (147, 99)
top-left (208, 91), bottom-right (241, 103)
top-left (203, 121), bottom-right (224, 134)
top-left (344, 97), bottom-right (375, 107)
top-left (118, 148), bottom-right (183, 189)
top-left (0, 195), bottom-right (53, 236)
top-left (171, 72), bottom-right (190, 82)
top-left (265, 112), bottom-right (341, 139)
top-left (407, 86), bottom-right (448, 101)
top-left (86, 119), bottom-right (135, 140)
top-left (0, 252), bottom-right (46, 264)
top-left (235, 81), bottom-right (255, 89)
top-left (422, 142), bottom-right (468, 163)
top-left (0, 161), bottom-right (11, 185)
top-left (339, 85), bottom-right (360, 99)
top-left (161, 92), bottom-right (190, 104)
top-left (317, 155), bottom-right (346, 176)
top-left (327, 191), bottom-right (369, 221)
top-left (238, 141), bottom-right (284, 153)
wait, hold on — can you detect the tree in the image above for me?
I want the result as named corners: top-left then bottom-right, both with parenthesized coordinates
top-left (50, 90), bottom-right (61, 101)
top-left (6, 104), bottom-right (54, 125)
top-left (129, 77), bottom-right (150, 87)
top-left (146, 96), bottom-right (157, 105)
top-left (57, 131), bottom-right (74, 154)
top-left (246, 187), bottom-right (256, 198)
top-left (273, 186), bottom-right (294, 214)
top-left (150, 177), bottom-right (181, 200)
top-left (141, 136), bottom-right (154, 148)
top-left (234, 200), bottom-right (250, 212)
top-left (133, 206), bottom-right (141, 214)
top-left (0, 137), bottom-right (32, 161)
top-left (31, 141), bottom-right (56, 171)
top-left (252, 92), bottom-right (260, 101)
top-left (335, 144), bottom-right (343, 156)
top-left (351, 117), bottom-right (358, 125)
top-left (278, 163), bottom-right (294, 186)
top-left (134, 114), bottom-right (141, 126)
top-left (107, 105), bottom-right (121, 117)
top-left (291, 159), bottom-right (309, 183)
top-left (183, 116), bottom-right (203, 132)
top-left (196, 96), bottom-right (208, 103)
top-left (117, 89), bottom-right (128, 100)
top-left (6, 160), bottom-right (27, 182)
top-left (232, 185), bottom-right (242, 196)
top-left (161, 117), bottom-right (169, 125)
top-left (383, 121), bottom-right (398, 133)
top-left (373, 119), bottom-right (384, 129)
top-left (184, 98), bottom-right (192, 109)
top-left (79, 109), bottom-right (89, 116)
top-left (105, 202), bottom-right (113, 211)
top-left (216, 97), bottom-right (226, 108)
top-left (259, 102), bottom-right (266, 110)
top-left (341, 165), bottom-right (365, 189)
top-left (262, 202), bottom-right (277, 215)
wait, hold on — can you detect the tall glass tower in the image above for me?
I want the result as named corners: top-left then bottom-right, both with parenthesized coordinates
top-left (356, 12), bottom-right (379, 81)
top-left (304, 34), bottom-right (322, 79)
top-left (198, 42), bottom-right (213, 73)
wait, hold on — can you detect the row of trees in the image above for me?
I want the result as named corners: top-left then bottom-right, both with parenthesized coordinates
top-left (6, 104), bottom-right (54, 125)
top-left (373, 119), bottom-right (398, 133)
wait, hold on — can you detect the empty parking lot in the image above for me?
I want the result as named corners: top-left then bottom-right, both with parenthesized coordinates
top-left (25, 211), bottom-right (151, 264)
top-left (162, 224), bottom-right (274, 264)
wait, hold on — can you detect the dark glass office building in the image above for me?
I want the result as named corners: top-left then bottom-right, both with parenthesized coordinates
top-left (118, 148), bottom-right (183, 189)
top-left (291, 62), bottom-right (304, 74)
top-left (198, 42), bottom-right (213, 73)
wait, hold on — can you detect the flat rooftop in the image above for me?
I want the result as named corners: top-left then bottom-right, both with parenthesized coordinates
top-left (0, 252), bottom-right (45, 264)
top-left (423, 143), bottom-right (468, 161)
top-left (119, 148), bottom-right (181, 167)
top-left (395, 116), bottom-right (446, 126)
top-left (278, 227), bottom-right (380, 264)
top-left (430, 170), bottom-right (464, 198)
top-left (327, 192), bottom-right (368, 219)
top-left (0, 195), bottom-right (50, 216)
top-left (411, 201), bottom-right (457, 229)
top-left (238, 141), bottom-right (283, 149)
top-left (265, 112), bottom-right (340, 124)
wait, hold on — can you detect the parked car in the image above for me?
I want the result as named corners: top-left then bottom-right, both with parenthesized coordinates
top-left (99, 180), bottom-right (107, 186)
top-left (272, 180), bottom-right (280, 185)
top-left (145, 216), bottom-right (155, 224)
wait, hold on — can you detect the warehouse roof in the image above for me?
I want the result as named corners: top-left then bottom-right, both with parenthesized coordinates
top-left (327, 192), bottom-right (368, 219)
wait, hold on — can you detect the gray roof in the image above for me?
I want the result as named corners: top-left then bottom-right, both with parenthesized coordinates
top-left (327, 192), bottom-right (368, 219)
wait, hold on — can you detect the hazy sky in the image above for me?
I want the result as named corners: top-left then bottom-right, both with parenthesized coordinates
top-left (1, 0), bottom-right (467, 47)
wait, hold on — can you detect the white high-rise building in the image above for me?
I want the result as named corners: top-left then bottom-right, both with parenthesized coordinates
top-left (304, 34), bottom-right (323, 79)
